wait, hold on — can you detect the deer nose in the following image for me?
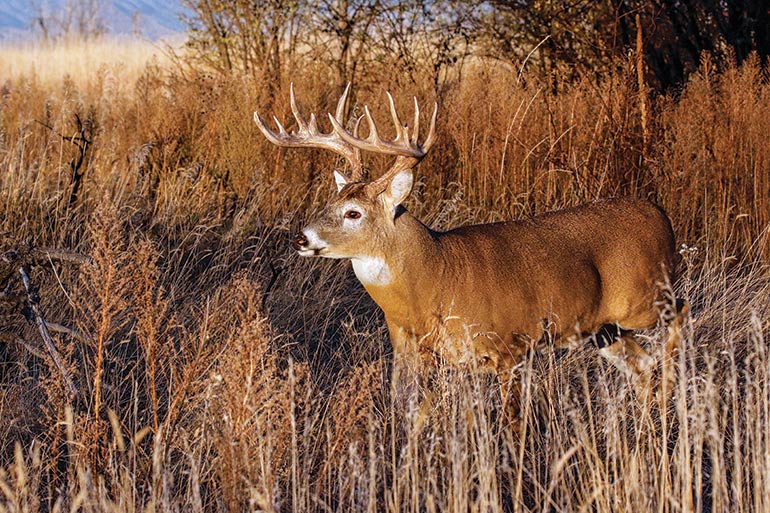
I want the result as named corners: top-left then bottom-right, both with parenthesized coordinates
top-left (291, 232), bottom-right (308, 251)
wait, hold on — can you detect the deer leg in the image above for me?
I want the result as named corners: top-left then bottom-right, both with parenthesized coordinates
top-left (598, 330), bottom-right (656, 403)
top-left (497, 370), bottom-right (523, 434)
top-left (659, 299), bottom-right (689, 405)
top-left (495, 341), bottom-right (530, 434)
top-left (390, 351), bottom-right (425, 411)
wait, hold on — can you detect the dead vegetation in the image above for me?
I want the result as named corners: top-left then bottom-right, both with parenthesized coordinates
top-left (0, 37), bottom-right (768, 512)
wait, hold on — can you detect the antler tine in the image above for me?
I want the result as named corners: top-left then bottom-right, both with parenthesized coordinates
top-left (334, 82), bottom-right (351, 123)
top-left (329, 92), bottom-right (435, 160)
top-left (423, 102), bottom-right (438, 152)
top-left (362, 106), bottom-right (380, 145)
top-left (386, 92), bottom-right (406, 142)
top-left (254, 83), bottom-right (364, 181)
top-left (352, 115), bottom-right (363, 137)
top-left (289, 83), bottom-right (308, 131)
top-left (253, 112), bottom-right (286, 146)
top-left (411, 96), bottom-right (420, 145)
top-left (273, 116), bottom-right (287, 134)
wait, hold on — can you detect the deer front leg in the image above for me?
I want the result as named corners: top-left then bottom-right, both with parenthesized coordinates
top-left (493, 334), bottom-right (533, 434)
top-left (388, 323), bottom-right (427, 410)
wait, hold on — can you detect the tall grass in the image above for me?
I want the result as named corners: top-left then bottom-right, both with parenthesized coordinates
top-left (0, 40), bottom-right (768, 512)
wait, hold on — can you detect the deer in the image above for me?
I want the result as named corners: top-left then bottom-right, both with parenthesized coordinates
top-left (254, 84), bottom-right (688, 410)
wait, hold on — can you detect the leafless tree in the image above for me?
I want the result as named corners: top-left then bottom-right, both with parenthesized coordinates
top-left (32, 0), bottom-right (106, 41)
top-left (182, 0), bottom-right (770, 93)
top-left (183, 0), bottom-right (302, 97)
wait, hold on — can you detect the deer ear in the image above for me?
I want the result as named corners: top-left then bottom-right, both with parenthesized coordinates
top-left (333, 170), bottom-right (348, 192)
top-left (382, 168), bottom-right (413, 213)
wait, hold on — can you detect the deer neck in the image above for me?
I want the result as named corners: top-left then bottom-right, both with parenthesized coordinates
top-left (351, 210), bottom-right (441, 328)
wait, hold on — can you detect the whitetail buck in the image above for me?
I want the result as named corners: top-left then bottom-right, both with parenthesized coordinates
top-left (255, 84), bottom-right (688, 404)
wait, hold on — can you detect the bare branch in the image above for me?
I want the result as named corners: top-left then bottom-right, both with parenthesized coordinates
top-left (32, 247), bottom-right (94, 267)
top-left (46, 321), bottom-right (90, 345)
top-left (18, 267), bottom-right (78, 400)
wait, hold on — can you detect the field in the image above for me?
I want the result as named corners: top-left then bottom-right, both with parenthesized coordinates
top-left (0, 38), bottom-right (769, 512)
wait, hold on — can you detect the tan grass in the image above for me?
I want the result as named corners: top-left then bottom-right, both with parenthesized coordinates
top-left (0, 37), bottom-right (176, 88)
top-left (0, 42), bottom-right (768, 512)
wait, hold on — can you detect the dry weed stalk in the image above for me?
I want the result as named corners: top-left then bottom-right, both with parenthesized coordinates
top-left (79, 205), bottom-right (132, 461)
top-left (131, 239), bottom-right (170, 434)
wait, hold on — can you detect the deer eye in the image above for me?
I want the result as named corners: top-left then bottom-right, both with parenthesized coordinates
top-left (344, 210), bottom-right (362, 220)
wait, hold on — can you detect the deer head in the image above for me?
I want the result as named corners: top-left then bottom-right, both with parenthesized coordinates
top-left (254, 84), bottom-right (437, 261)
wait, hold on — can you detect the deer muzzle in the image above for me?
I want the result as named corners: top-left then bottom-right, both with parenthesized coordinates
top-left (291, 232), bottom-right (309, 251)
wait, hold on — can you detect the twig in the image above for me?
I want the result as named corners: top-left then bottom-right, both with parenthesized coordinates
top-left (18, 267), bottom-right (78, 400)
top-left (635, 14), bottom-right (649, 161)
top-left (35, 115), bottom-right (93, 208)
top-left (32, 248), bottom-right (95, 267)
top-left (34, 119), bottom-right (91, 146)
top-left (262, 261), bottom-right (284, 311)
top-left (46, 322), bottom-right (90, 345)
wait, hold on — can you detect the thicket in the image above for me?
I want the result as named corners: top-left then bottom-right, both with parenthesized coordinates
top-left (182, 0), bottom-right (770, 91)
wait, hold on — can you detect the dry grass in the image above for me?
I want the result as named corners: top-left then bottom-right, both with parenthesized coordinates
top-left (0, 37), bottom-right (176, 88)
top-left (0, 40), bottom-right (768, 512)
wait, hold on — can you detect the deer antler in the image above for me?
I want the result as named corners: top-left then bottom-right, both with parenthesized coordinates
top-left (327, 91), bottom-right (437, 189)
top-left (254, 83), bottom-right (365, 181)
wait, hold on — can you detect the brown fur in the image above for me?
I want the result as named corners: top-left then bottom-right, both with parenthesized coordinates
top-left (262, 87), bottom-right (687, 402)
top-left (301, 180), bottom-right (684, 386)
top-left (358, 197), bottom-right (677, 372)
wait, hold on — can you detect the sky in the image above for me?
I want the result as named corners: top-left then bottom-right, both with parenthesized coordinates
top-left (0, 0), bottom-right (188, 40)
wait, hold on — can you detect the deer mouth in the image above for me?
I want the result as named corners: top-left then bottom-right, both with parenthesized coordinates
top-left (296, 247), bottom-right (326, 257)
top-left (292, 230), bottom-right (328, 257)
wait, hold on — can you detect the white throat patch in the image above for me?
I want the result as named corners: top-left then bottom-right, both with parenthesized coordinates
top-left (352, 257), bottom-right (391, 286)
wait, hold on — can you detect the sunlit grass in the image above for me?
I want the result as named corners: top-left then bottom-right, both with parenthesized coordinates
top-left (0, 36), bottom-right (178, 87)
top-left (0, 41), bottom-right (768, 511)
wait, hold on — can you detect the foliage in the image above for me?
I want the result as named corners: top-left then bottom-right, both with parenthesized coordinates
top-left (31, 0), bottom-right (106, 41)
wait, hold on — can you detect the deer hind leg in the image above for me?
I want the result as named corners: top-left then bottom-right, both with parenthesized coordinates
top-left (598, 330), bottom-right (656, 403)
top-left (659, 298), bottom-right (690, 404)
top-left (598, 298), bottom-right (690, 405)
